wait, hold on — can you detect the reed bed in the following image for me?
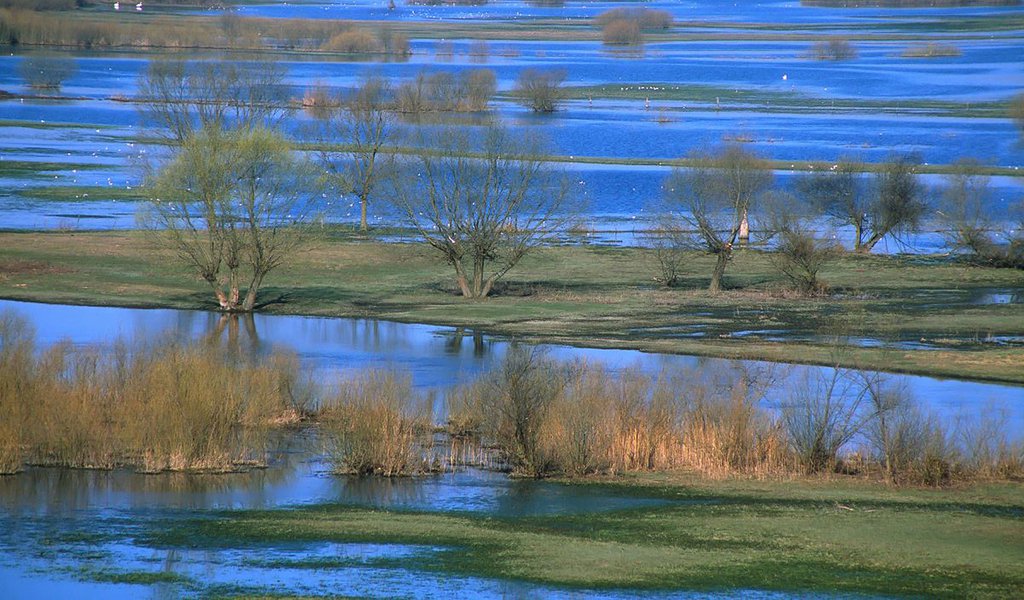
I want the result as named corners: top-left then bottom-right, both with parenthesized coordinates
top-left (318, 370), bottom-right (436, 476)
top-left (0, 10), bottom-right (409, 56)
top-left (2, 308), bottom-right (1020, 485)
top-left (445, 349), bottom-right (1022, 485)
top-left (0, 311), bottom-right (302, 474)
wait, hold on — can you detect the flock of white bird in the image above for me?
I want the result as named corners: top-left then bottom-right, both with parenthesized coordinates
top-left (112, 2), bottom-right (144, 11)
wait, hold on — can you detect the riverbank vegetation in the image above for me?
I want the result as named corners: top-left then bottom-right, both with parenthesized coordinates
top-left (2, 313), bottom-right (1020, 486)
top-left (1, 231), bottom-right (1023, 383)
top-left (0, 311), bottom-right (305, 474)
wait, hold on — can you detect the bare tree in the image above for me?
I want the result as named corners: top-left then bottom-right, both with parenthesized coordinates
top-left (138, 58), bottom-right (290, 144)
top-left (938, 159), bottom-right (1024, 269)
top-left (385, 125), bottom-right (572, 299)
top-left (662, 144), bottom-right (772, 293)
top-left (799, 156), bottom-right (925, 253)
top-left (513, 68), bottom-right (566, 113)
top-left (315, 75), bottom-right (395, 232)
top-left (144, 127), bottom-right (315, 312)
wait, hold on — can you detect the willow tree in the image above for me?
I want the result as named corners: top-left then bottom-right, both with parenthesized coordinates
top-left (145, 127), bottom-right (314, 312)
top-left (663, 145), bottom-right (772, 293)
top-left (385, 126), bottom-right (571, 299)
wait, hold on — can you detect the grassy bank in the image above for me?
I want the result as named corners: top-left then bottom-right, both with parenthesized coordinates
top-left (0, 231), bottom-right (1022, 383)
top-left (148, 474), bottom-right (1024, 597)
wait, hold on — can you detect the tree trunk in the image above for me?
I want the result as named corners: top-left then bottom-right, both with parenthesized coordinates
top-left (708, 248), bottom-right (731, 293)
top-left (241, 272), bottom-right (265, 312)
top-left (859, 231), bottom-right (884, 253)
top-left (738, 211), bottom-right (749, 245)
top-left (359, 192), bottom-right (368, 232)
top-left (471, 256), bottom-right (486, 298)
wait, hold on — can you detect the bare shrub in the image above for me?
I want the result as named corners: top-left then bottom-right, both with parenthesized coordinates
top-left (647, 213), bottom-right (689, 287)
top-left (320, 371), bottom-right (434, 476)
top-left (602, 19), bottom-right (642, 46)
top-left (594, 7), bottom-right (673, 30)
top-left (468, 39), bottom-right (490, 62)
top-left (463, 68), bottom-right (497, 111)
top-left (475, 348), bottom-right (564, 477)
top-left (901, 42), bottom-right (961, 58)
top-left (808, 37), bottom-right (857, 60)
top-left (513, 68), bottom-right (567, 113)
top-left (771, 227), bottom-right (840, 295)
top-left (939, 159), bottom-right (1024, 269)
top-left (322, 29), bottom-right (381, 54)
top-left (18, 53), bottom-right (76, 89)
top-left (783, 369), bottom-right (880, 474)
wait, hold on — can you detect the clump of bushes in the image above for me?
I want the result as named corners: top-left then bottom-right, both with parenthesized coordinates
top-left (18, 53), bottom-right (76, 90)
top-left (594, 7), bottom-right (673, 30)
top-left (594, 7), bottom-right (673, 46)
top-left (513, 68), bottom-right (566, 113)
top-left (319, 371), bottom-right (436, 476)
top-left (808, 37), bottom-right (858, 60)
top-left (901, 42), bottom-right (962, 58)
top-left (395, 68), bottom-right (497, 114)
top-left (0, 311), bottom-right (304, 475)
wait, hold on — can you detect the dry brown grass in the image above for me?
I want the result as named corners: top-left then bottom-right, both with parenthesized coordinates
top-left (0, 310), bottom-right (301, 474)
top-left (319, 370), bottom-right (435, 476)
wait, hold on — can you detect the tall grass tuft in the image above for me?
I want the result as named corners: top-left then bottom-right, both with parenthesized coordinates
top-left (319, 370), bottom-right (435, 476)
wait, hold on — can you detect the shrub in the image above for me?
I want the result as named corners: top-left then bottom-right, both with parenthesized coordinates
top-left (322, 29), bottom-right (381, 53)
top-left (901, 42), bottom-right (962, 58)
top-left (771, 227), bottom-right (840, 295)
top-left (513, 68), bottom-right (566, 113)
top-left (594, 8), bottom-right (673, 30)
top-left (601, 19), bottom-right (642, 46)
top-left (320, 371), bottom-right (435, 476)
top-left (18, 53), bottom-right (77, 89)
top-left (808, 38), bottom-right (857, 60)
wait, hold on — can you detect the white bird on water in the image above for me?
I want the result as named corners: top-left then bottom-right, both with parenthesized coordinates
top-left (113, 2), bottom-right (119, 9)
top-left (135, 2), bottom-right (142, 10)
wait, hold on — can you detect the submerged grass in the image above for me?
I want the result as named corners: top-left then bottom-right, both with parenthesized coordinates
top-left (149, 476), bottom-right (1024, 597)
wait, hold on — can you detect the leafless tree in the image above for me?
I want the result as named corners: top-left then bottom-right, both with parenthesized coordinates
top-left (799, 156), bottom-right (925, 253)
top-left (384, 125), bottom-right (572, 298)
top-left (938, 158), bottom-right (1024, 268)
top-left (315, 75), bottom-right (395, 231)
top-left (18, 53), bottom-right (76, 90)
top-left (662, 144), bottom-right (772, 293)
top-left (138, 58), bottom-right (290, 144)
